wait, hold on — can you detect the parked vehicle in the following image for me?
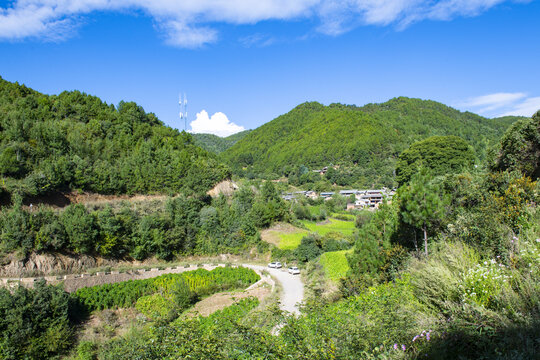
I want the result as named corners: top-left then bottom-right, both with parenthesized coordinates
top-left (288, 266), bottom-right (300, 275)
top-left (268, 262), bottom-right (282, 269)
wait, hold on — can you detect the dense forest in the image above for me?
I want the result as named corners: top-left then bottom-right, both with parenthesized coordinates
top-left (222, 98), bottom-right (523, 187)
top-left (192, 130), bottom-right (251, 154)
top-left (0, 77), bottom-right (229, 201)
top-left (0, 180), bottom-right (291, 260)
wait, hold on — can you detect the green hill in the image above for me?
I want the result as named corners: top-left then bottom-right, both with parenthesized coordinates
top-left (192, 130), bottom-right (251, 154)
top-left (222, 98), bottom-right (524, 187)
top-left (0, 77), bottom-right (229, 200)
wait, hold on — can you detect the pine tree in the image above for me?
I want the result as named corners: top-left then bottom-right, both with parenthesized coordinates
top-left (399, 168), bottom-right (446, 256)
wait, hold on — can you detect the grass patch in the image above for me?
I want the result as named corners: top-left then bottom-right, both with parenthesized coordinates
top-left (319, 249), bottom-right (353, 281)
top-left (275, 219), bottom-right (356, 250)
top-left (300, 218), bottom-right (356, 236)
top-left (277, 231), bottom-right (309, 250)
top-left (331, 212), bottom-right (356, 221)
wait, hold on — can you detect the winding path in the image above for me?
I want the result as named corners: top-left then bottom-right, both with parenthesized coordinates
top-left (245, 265), bottom-right (304, 314)
top-left (1, 263), bottom-right (305, 315)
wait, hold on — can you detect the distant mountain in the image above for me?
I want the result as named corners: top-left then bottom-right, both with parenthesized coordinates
top-left (222, 97), bottom-right (525, 187)
top-left (0, 76), bottom-right (229, 199)
top-left (192, 130), bottom-right (251, 154)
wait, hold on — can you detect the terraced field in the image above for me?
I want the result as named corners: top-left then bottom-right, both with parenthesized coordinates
top-left (266, 218), bottom-right (356, 250)
top-left (319, 249), bottom-right (353, 281)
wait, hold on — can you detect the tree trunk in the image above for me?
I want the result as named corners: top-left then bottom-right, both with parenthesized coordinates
top-left (413, 230), bottom-right (418, 253)
top-left (423, 225), bottom-right (428, 257)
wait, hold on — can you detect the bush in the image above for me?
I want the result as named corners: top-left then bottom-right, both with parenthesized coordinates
top-left (460, 258), bottom-right (511, 308)
top-left (73, 267), bottom-right (260, 312)
top-left (135, 294), bottom-right (175, 320)
top-left (294, 234), bottom-right (322, 263)
top-left (0, 280), bottom-right (74, 359)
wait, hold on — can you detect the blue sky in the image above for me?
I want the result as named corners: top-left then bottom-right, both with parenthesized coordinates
top-left (1, 0), bottom-right (539, 136)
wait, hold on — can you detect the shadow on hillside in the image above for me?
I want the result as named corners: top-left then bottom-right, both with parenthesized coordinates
top-left (23, 191), bottom-right (72, 208)
top-left (419, 322), bottom-right (540, 360)
top-left (0, 191), bottom-right (11, 207)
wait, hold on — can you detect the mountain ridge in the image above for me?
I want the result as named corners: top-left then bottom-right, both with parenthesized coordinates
top-left (222, 97), bottom-right (525, 187)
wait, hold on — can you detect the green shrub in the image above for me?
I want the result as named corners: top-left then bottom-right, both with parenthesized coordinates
top-left (0, 280), bottom-right (74, 359)
top-left (76, 341), bottom-right (97, 360)
top-left (294, 234), bottom-right (322, 263)
top-left (135, 294), bottom-right (174, 320)
top-left (73, 267), bottom-right (259, 312)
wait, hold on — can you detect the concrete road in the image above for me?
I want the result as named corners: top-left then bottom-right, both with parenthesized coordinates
top-left (2, 263), bottom-right (305, 315)
top-left (246, 265), bottom-right (304, 315)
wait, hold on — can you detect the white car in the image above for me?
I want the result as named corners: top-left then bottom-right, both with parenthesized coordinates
top-left (268, 262), bottom-right (282, 269)
top-left (288, 266), bottom-right (300, 275)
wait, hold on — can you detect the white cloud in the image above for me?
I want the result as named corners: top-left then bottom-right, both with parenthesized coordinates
top-left (190, 110), bottom-right (245, 137)
top-left (239, 33), bottom-right (276, 47)
top-left (457, 92), bottom-right (540, 118)
top-left (499, 96), bottom-right (540, 117)
top-left (0, 0), bottom-right (530, 47)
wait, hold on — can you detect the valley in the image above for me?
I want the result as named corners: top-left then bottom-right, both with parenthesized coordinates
top-left (0, 77), bottom-right (538, 359)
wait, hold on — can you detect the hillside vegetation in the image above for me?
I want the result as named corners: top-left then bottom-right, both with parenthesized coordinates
top-left (223, 98), bottom-right (522, 187)
top-left (0, 103), bottom-right (538, 360)
top-left (0, 77), bottom-right (229, 201)
top-left (192, 130), bottom-right (251, 154)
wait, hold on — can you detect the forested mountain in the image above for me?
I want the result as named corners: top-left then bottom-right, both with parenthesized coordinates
top-left (0, 77), bottom-right (229, 200)
top-left (192, 130), bottom-right (251, 154)
top-left (223, 98), bottom-right (524, 187)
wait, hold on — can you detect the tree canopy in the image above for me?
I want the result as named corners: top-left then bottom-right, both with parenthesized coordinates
top-left (0, 76), bottom-right (230, 200)
top-left (490, 110), bottom-right (540, 180)
top-left (192, 130), bottom-right (251, 154)
top-left (222, 97), bottom-right (520, 187)
top-left (395, 135), bottom-right (475, 186)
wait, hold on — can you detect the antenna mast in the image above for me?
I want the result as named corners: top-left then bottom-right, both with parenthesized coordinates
top-left (179, 93), bottom-right (188, 131)
top-left (184, 93), bottom-right (188, 131)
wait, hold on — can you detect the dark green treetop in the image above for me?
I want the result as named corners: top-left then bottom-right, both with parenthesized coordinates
top-left (395, 135), bottom-right (475, 186)
top-left (490, 110), bottom-right (540, 180)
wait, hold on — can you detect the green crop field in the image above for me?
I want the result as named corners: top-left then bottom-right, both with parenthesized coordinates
top-left (319, 249), bottom-right (353, 281)
top-left (277, 218), bottom-right (356, 250)
top-left (277, 231), bottom-right (309, 250)
top-left (300, 218), bottom-right (356, 236)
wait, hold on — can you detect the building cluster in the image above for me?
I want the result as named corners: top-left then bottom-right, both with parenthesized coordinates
top-left (281, 188), bottom-right (395, 209)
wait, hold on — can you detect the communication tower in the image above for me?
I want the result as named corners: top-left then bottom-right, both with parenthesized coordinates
top-left (179, 93), bottom-right (188, 131)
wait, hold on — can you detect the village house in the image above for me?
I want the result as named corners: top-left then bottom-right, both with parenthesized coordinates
top-left (347, 188), bottom-right (395, 209)
top-left (320, 192), bottom-right (335, 199)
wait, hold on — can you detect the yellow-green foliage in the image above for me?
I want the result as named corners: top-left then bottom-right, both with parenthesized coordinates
top-left (73, 267), bottom-right (260, 312)
top-left (301, 218), bottom-right (356, 236)
top-left (282, 276), bottom-right (437, 358)
top-left (136, 293), bottom-right (174, 319)
top-left (195, 297), bottom-right (260, 333)
top-left (278, 232), bottom-right (308, 250)
top-left (319, 249), bottom-right (353, 281)
top-left (277, 218), bottom-right (356, 250)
